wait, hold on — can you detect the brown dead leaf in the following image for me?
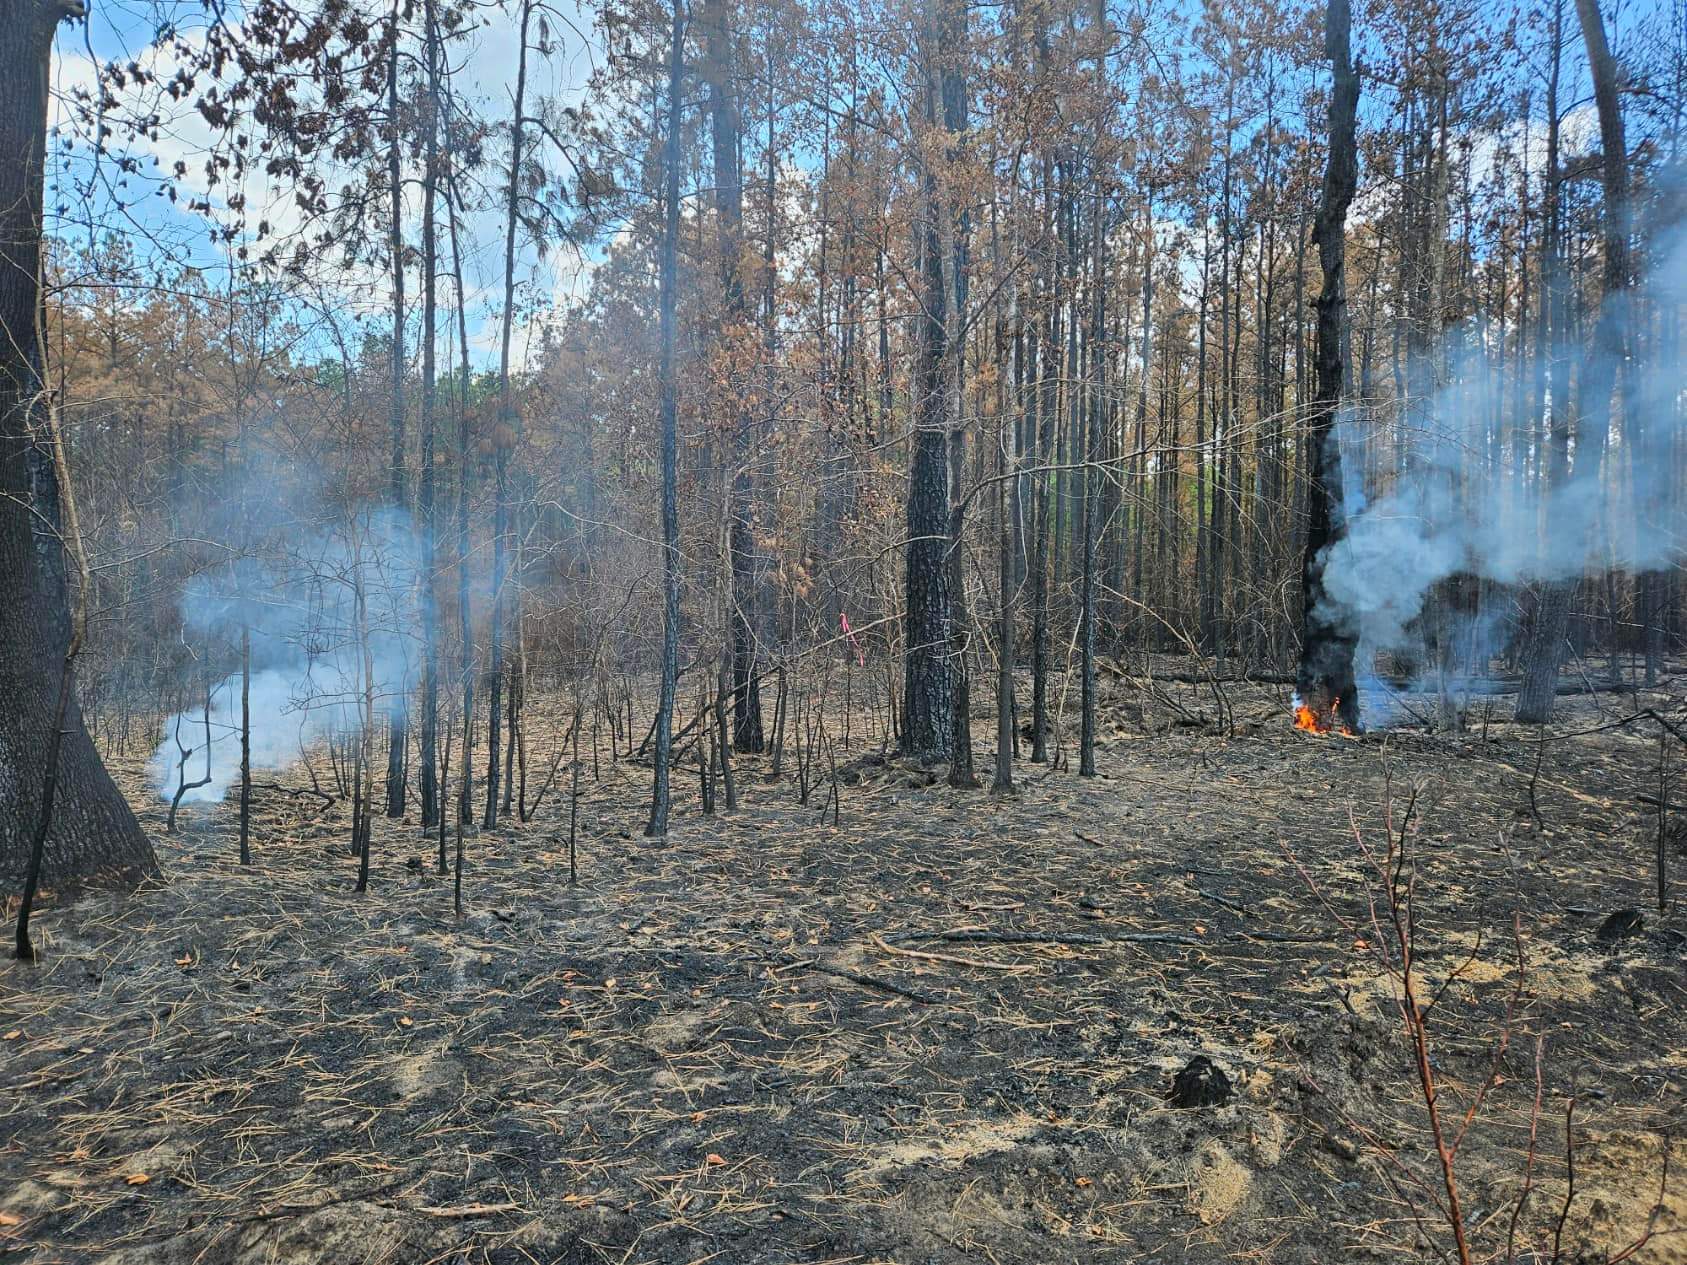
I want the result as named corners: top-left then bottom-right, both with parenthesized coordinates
top-left (124, 1173), bottom-right (150, 1186)
top-left (705, 1153), bottom-right (726, 1166)
top-left (0, 1212), bottom-right (21, 1226)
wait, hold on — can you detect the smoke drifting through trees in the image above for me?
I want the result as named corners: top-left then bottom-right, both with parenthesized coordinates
top-left (10, 0), bottom-right (1686, 863)
top-left (148, 510), bottom-right (425, 806)
top-left (1319, 222), bottom-right (1687, 715)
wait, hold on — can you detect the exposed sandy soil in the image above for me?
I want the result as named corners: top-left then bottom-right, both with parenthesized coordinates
top-left (2, 662), bottom-right (1685, 1264)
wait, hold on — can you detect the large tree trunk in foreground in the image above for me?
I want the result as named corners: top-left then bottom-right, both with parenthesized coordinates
top-left (1294, 0), bottom-right (1362, 735)
top-left (1, 1), bottom-right (156, 896)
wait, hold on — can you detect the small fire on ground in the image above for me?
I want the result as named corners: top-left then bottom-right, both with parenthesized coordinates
top-left (1291, 691), bottom-right (1357, 737)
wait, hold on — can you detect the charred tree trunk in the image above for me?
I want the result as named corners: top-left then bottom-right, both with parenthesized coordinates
top-left (385, 3), bottom-right (409, 818)
top-left (417, 0), bottom-right (441, 829)
top-left (939, 0), bottom-right (976, 788)
top-left (353, 552), bottom-right (377, 894)
top-left (1079, 0), bottom-right (1107, 777)
top-left (1294, 0), bottom-right (1362, 735)
top-left (239, 626), bottom-right (251, 865)
top-left (486, 0), bottom-right (534, 827)
top-left (993, 293), bottom-right (1017, 797)
top-left (1030, 150), bottom-right (1056, 764)
top-left (900, 8), bottom-right (955, 762)
top-left (3, 1), bottom-right (156, 911)
top-left (703, 0), bottom-right (764, 754)
top-left (646, 0), bottom-right (685, 836)
top-left (445, 172), bottom-right (476, 834)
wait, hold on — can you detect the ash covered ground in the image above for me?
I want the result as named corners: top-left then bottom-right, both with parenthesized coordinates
top-left (3, 665), bottom-right (1684, 1264)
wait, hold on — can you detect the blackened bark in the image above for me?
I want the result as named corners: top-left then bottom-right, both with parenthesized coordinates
top-left (993, 299), bottom-right (1017, 797)
top-left (353, 564), bottom-right (376, 893)
top-left (646, 0), bottom-right (685, 836)
top-left (900, 6), bottom-right (955, 763)
top-left (1030, 154), bottom-right (1055, 763)
top-left (903, 300), bottom-right (953, 758)
top-left (417, 0), bottom-right (441, 828)
top-left (940, 0), bottom-right (975, 788)
top-left (1079, 0), bottom-right (1107, 777)
top-left (703, 0), bottom-right (763, 754)
top-left (1295, 0), bottom-right (1362, 733)
top-left (239, 627), bottom-right (251, 865)
top-left (1129, 206), bottom-right (1152, 640)
top-left (1079, 386), bottom-right (1099, 773)
top-left (486, 0), bottom-right (534, 827)
top-left (946, 364), bottom-right (976, 783)
top-left (1194, 240), bottom-right (1212, 651)
top-left (385, 3), bottom-right (409, 817)
top-left (2, 1), bottom-right (156, 903)
top-left (445, 177), bottom-right (475, 838)
top-left (1078, 321), bottom-right (1099, 771)
top-left (1209, 90), bottom-right (1237, 664)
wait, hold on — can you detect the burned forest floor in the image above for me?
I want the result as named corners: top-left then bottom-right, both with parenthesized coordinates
top-left (4, 659), bottom-right (1687, 1265)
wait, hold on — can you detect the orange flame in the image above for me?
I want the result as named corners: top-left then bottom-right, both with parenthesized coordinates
top-left (1293, 699), bottom-right (1326, 733)
top-left (1291, 692), bottom-right (1357, 737)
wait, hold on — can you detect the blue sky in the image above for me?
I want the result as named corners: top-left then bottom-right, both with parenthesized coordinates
top-left (50, 0), bottom-right (604, 366)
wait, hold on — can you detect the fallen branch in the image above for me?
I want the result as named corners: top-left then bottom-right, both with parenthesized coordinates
top-left (869, 931), bottom-right (1035, 972)
top-left (413, 1202), bottom-right (522, 1219)
top-left (1113, 931), bottom-right (1202, 946)
top-left (886, 929), bottom-right (1108, 947)
top-left (786, 955), bottom-right (939, 1005)
top-left (1192, 887), bottom-right (1253, 917)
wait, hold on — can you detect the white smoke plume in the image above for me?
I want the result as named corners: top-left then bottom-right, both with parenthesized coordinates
top-left (149, 508), bottom-right (424, 804)
top-left (1319, 219), bottom-right (1687, 709)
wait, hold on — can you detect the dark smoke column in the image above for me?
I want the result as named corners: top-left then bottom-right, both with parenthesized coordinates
top-left (1295, 0), bottom-right (1362, 734)
top-left (1, 2), bottom-right (157, 899)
